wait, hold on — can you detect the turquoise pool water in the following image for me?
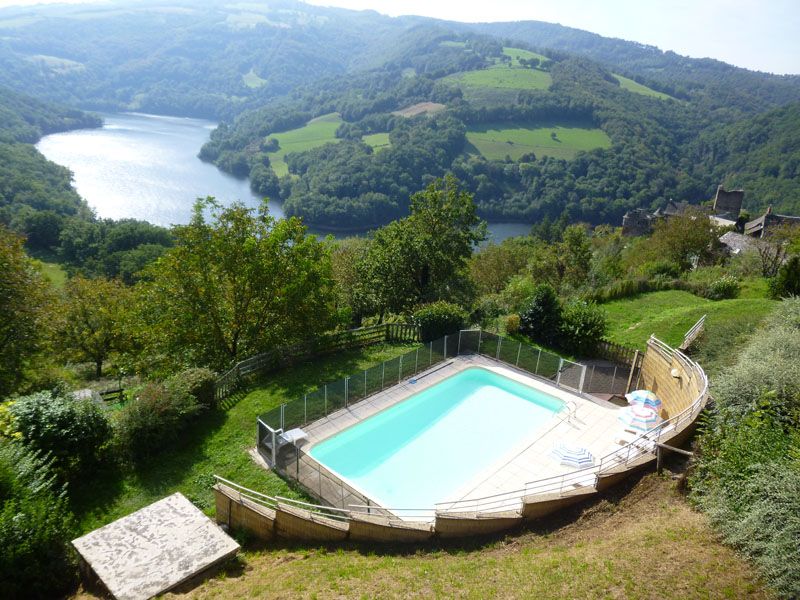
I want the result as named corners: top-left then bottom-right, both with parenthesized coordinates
top-left (310, 367), bottom-right (564, 510)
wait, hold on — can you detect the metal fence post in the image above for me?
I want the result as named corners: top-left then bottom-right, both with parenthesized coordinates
top-left (398, 355), bottom-right (403, 383)
top-left (457, 330), bottom-right (462, 355)
top-left (516, 342), bottom-right (521, 366)
top-left (324, 385), bottom-right (328, 415)
top-left (535, 348), bottom-right (541, 374)
top-left (415, 348), bottom-right (419, 374)
top-left (364, 369), bottom-right (367, 397)
top-left (280, 404), bottom-right (285, 431)
top-left (477, 330), bottom-right (482, 354)
top-left (578, 365), bottom-right (586, 393)
top-left (429, 341), bottom-right (433, 366)
top-left (345, 377), bottom-right (349, 408)
top-left (444, 335), bottom-right (448, 358)
top-left (304, 394), bottom-right (307, 424)
top-left (556, 358), bottom-right (564, 386)
top-left (381, 362), bottom-right (385, 389)
top-left (496, 336), bottom-right (502, 359)
top-left (271, 429), bottom-right (277, 466)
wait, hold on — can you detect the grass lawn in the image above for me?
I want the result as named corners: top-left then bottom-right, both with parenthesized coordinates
top-left (363, 132), bottom-right (390, 151)
top-left (74, 474), bottom-right (768, 599)
top-left (266, 112), bottom-right (343, 177)
top-left (612, 74), bottom-right (673, 100)
top-left (466, 121), bottom-right (611, 161)
top-left (69, 342), bottom-right (417, 533)
top-left (601, 290), bottom-right (777, 355)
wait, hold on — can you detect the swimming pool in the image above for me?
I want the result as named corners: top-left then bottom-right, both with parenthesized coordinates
top-left (309, 367), bottom-right (565, 511)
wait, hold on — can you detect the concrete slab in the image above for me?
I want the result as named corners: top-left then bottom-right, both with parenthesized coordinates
top-left (72, 492), bottom-right (239, 600)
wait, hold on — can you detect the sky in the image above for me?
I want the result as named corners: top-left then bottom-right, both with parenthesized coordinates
top-left (0, 0), bottom-right (797, 74)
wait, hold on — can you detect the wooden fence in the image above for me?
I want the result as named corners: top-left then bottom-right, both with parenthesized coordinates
top-left (590, 339), bottom-right (642, 367)
top-left (214, 323), bottom-right (421, 402)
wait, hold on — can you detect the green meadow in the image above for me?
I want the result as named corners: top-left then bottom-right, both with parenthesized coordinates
top-left (445, 65), bottom-right (552, 91)
top-left (612, 74), bottom-right (673, 100)
top-left (362, 132), bottom-right (390, 151)
top-left (266, 112), bottom-right (342, 176)
top-left (242, 67), bottom-right (266, 88)
top-left (466, 121), bottom-right (612, 161)
top-left (502, 46), bottom-right (548, 66)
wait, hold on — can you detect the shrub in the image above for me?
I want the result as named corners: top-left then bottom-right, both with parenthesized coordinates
top-left (639, 260), bottom-right (683, 279)
top-left (114, 381), bottom-right (202, 463)
top-left (411, 301), bottom-right (468, 342)
top-left (705, 275), bottom-right (740, 300)
top-left (500, 274), bottom-right (539, 312)
top-left (9, 387), bottom-right (112, 477)
top-left (166, 367), bottom-right (217, 407)
top-left (519, 284), bottom-right (561, 347)
top-left (505, 314), bottom-right (520, 335)
top-left (559, 301), bottom-right (608, 355)
top-left (0, 440), bottom-right (77, 599)
top-left (471, 294), bottom-right (507, 326)
top-left (769, 255), bottom-right (800, 299)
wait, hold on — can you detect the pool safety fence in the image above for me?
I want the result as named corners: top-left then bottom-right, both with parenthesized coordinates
top-left (257, 330), bottom-right (591, 466)
top-left (219, 336), bottom-right (707, 538)
top-left (214, 323), bottom-right (421, 402)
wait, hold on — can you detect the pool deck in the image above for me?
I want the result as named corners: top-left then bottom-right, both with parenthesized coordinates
top-left (292, 355), bottom-right (628, 517)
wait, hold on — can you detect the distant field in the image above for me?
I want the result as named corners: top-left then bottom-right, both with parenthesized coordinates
top-left (242, 67), bottom-right (266, 88)
top-left (602, 290), bottom-right (776, 350)
top-left (466, 121), bottom-right (611, 161)
top-left (439, 40), bottom-right (466, 48)
top-left (362, 132), bottom-right (390, 151)
top-left (445, 65), bottom-right (552, 90)
top-left (266, 112), bottom-right (342, 177)
top-left (502, 46), bottom-right (548, 66)
top-left (612, 74), bottom-right (673, 100)
top-left (392, 101), bottom-right (446, 117)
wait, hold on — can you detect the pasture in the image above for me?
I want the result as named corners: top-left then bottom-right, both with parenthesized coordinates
top-left (392, 101), bottom-right (446, 117)
top-left (612, 74), bottom-right (673, 100)
top-left (242, 67), bottom-right (266, 88)
top-left (466, 121), bottom-right (611, 161)
top-left (265, 112), bottom-right (342, 177)
top-left (502, 46), bottom-right (548, 66)
top-left (362, 132), bottom-right (390, 151)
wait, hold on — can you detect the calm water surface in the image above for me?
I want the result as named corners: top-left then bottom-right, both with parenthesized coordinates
top-left (37, 112), bottom-right (530, 241)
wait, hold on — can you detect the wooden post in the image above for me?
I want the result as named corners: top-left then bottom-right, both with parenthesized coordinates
top-left (625, 350), bottom-right (640, 394)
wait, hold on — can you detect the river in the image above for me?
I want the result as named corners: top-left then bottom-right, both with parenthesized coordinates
top-left (36, 112), bottom-right (531, 242)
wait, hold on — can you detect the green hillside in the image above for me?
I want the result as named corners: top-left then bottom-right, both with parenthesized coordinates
top-left (466, 121), bottom-right (611, 161)
top-left (266, 113), bottom-right (343, 176)
top-left (613, 74), bottom-right (673, 100)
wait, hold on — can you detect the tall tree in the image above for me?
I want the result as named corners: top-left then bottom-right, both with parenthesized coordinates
top-left (142, 199), bottom-right (335, 370)
top-left (0, 226), bottom-right (52, 396)
top-left (57, 276), bottom-right (131, 377)
top-left (359, 176), bottom-right (486, 319)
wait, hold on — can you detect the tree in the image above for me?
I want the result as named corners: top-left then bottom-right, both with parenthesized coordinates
top-left (57, 276), bottom-right (131, 377)
top-left (358, 176), bottom-right (486, 319)
top-left (0, 226), bottom-right (53, 397)
top-left (142, 198), bottom-right (336, 370)
top-left (756, 223), bottom-right (800, 278)
top-left (519, 284), bottom-right (562, 347)
top-left (649, 210), bottom-right (722, 271)
top-left (769, 255), bottom-right (800, 299)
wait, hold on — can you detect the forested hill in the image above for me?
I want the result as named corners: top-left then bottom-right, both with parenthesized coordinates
top-left (201, 31), bottom-right (800, 229)
top-left (468, 20), bottom-right (800, 113)
top-left (0, 86), bottom-right (100, 143)
top-left (0, 87), bottom-right (99, 240)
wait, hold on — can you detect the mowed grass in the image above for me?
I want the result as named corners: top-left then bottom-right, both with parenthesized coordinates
top-left (73, 474), bottom-right (768, 599)
top-left (613, 74), bottom-right (673, 100)
top-left (363, 132), bottom-right (390, 151)
top-left (466, 121), bottom-right (611, 161)
top-left (266, 112), bottom-right (343, 176)
top-left (601, 290), bottom-right (777, 352)
top-left (69, 342), bottom-right (416, 533)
